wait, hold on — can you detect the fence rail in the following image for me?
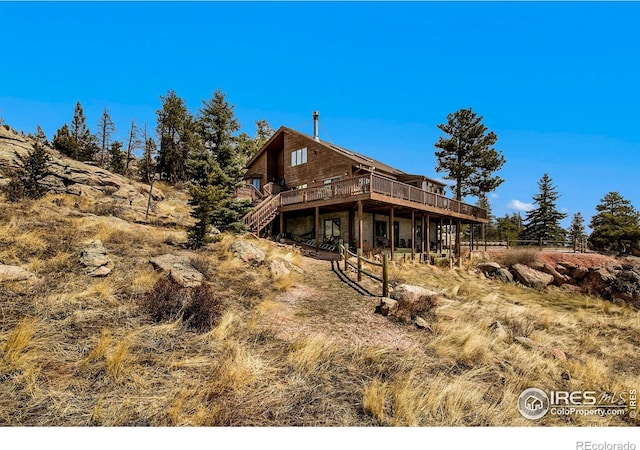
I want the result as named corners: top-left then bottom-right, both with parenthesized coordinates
top-left (338, 240), bottom-right (389, 297)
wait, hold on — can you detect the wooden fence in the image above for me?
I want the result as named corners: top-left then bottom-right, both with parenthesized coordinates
top-left (337, 240), bottom-right (389, 297)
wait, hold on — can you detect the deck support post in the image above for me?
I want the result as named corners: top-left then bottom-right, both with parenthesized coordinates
top-left (315, 206), bottom-right (320, 253)
top-left (411, 210), bottom-right (415, 261)
top-left (279, 210), bottom-right (284, 241)
top-left (470, 222), bottom-right (474, 254)
top-left (425, 214), bottom-right (431, 265)
top-left (439, 218), bottom-right (444, 254)
top-left (357, 200), bottom-right (363, 251)
top-left (456, 219), bottom-right (461, 259)
top-left (390, 207), bottom-right (394, 261)
top-left (483, 223), bottom-right (487, 251)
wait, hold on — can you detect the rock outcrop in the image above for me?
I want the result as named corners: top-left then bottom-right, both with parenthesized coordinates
top-left (80, 240), bottom-right (113, 277)
top-left (0, 264), bottom-right (37, 283)
top-left (511, 264), bottom-right (554, 290)
top-left (149, 254), bottom-right (203, 288)
top-left (0, 126), bottom-right (164, 205)
top-left (229, 241), bottom-right (265, 266)
top-left (381, 284), bottom-right (440, 324)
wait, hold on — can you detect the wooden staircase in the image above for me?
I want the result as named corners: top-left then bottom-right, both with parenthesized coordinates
top-left (243, 193), bottom-right (282, 233)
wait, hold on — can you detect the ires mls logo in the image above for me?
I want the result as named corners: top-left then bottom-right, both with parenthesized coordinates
top-left (518, 388), bottom-right (637, 420)
top-left (518, 388), bottom-right (550, 419)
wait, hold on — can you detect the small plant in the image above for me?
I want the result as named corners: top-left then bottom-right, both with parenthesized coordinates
top-left (183, 284), bottom-right (224, 332)
top-left (142, 278), bottom-right (188, 323)
top-left (495, 249), bottom-right (538, 268)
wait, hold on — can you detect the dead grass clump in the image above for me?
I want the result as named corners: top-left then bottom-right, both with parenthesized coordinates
top-left (94, 200), bottom-right (125, 219)
top-left (495, 249), bottom-right (539, 268)
top-left (287, 334), bottom-right (332, 373)
top-left (2, 317), bottom-right (37, 368)
top-left (362, 377), bottom-right (388, 424)
top-left (189, 254), bottom-right (216, 280)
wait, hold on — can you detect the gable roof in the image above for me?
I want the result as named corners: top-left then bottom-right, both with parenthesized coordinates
top-left (246, 125), bottom-right (445, 186)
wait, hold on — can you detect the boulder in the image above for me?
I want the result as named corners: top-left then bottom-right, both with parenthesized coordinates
top-left (414, 316), bottom-right (432, 331)
top-left (477, 262), bottom-right (501, 275)
top-left (495, 268), bottom-right (514, 283)
top-left (0, 265), bottom-right (37, 283)
top-left (609, 269), bottom-right (640, 307)
top-left (80, 240), bottom-right (114, 277)
top-left (389, 284), bottom-right (440, 320)
top-left (540, 263), bottom-right (567, 286)
top-left (571, 266), bottom-right (589, 280)
top-left (378, 298), bottom-right (398, 316)
top-left (511, 264), bottom-right (554, 289)
top-left (229, 241), bottom-right (265, 265)
top-left (582, 267), bottom-right (616, 297)
top-left (149, 254), bottom-right (203, 288)
top-left (269, 259), bottom-right (290, 278)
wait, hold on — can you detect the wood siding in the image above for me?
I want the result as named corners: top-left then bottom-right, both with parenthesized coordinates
top-left (283, 132), bottom-right (353, 189)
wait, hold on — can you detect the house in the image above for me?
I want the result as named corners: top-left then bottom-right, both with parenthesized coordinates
top-left (242, 112), bottom-right (487, 260)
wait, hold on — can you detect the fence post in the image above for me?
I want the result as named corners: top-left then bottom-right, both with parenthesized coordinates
top-left (539, 237), bottom-right (543, 251)
top-left (357, 248), bottom-right (363, 282)
top-left (382, 253), bottom-right (389, 297)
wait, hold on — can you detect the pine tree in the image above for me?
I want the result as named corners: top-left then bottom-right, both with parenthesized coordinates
top-left (568, 212), bottom-right (586, 250)
top-left (434, 108), bottom-right (505, 201)
top-left (96, 107), bottom-right (116, 168)
top-left (589, 192), bottom-right (640, 253)
top-left (125, 120), bottom-right (142, 175)
top-left (156, 90), bottom-right (190, 183)
top-left (496, 213), bottom-right (522, 243)
top-left (139, 137), bottom-right (157, 184)
top-left (35, 125), bottom-right (49, 146)
top-left (52, 124), bottom-right (76, 157)
top-left (5, 143), bottom-right (51, 201)
top-left (519, 173), bottom-right (567, 243)
top-left (185, 90), bottom-right (251, 248)
top-left (108, 141), bottom-right (125, 174)
top-left (70, 101), bottom-right (95, 161)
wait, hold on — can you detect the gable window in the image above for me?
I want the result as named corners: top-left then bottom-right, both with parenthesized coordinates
top-left (290, 147), bottom-right (307, 167)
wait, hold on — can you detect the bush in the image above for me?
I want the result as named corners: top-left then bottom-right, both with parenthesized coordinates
top-left (183, 284), bottom-right (224, 331)
top-left (142, 278), bottom-right (223, 331)
top-left (142, 278), bottom-right (189, 323)
top-left (3, 144), bottom-right (51, 201)
top-left (494, 249), bottom-right (538, 268)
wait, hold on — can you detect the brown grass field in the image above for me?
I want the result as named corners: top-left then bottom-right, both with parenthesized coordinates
top-left (0, 189), bottom-right (638, 427)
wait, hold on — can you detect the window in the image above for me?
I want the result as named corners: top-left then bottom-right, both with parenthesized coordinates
top-left (323, 176), bottom-right (341, 185)
top-left (251, 178), bottom-right (260, 190)
top-left (324, 218), bottom-right (341, 242)
top-left (290, 147), bottom-right (307, 167)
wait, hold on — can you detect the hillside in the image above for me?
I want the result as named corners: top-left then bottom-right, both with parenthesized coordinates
top-left (0, 127), bottom-right (638, 426)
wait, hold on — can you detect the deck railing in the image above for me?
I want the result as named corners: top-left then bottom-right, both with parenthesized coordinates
top-left (280, 174), bottom-right (486, 220)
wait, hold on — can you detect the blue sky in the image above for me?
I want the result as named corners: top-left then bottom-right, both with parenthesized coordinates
top-left (1, 2), bottom-right (638, 230)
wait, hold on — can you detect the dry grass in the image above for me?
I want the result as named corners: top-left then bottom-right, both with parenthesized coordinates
top-left (0, 192), bottom-right (638, 427)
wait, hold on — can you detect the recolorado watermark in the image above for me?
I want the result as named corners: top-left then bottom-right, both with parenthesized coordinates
top-left (576, 442), bottom-right (636, 450)
top-left (517, 387), bottom-right (637, 420)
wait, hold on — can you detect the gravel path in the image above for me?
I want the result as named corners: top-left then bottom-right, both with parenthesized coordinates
top-left (261, 257), bottom-right (421, 350)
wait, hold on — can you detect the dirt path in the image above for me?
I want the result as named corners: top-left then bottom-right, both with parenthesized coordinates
top-left (260, 256), bottom-right (422, 350)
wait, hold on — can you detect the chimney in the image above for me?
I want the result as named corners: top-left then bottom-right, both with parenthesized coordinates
top-left (312, 110), bottom-right (320, 141)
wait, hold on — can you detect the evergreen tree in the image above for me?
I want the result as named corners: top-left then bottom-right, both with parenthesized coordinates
top-left (35, 125), bottom-right (49, 146)
top-left (434, 108), bottom-right (506, 201)
top-left (186, 90), bottom-right (251, 248)
top-left (52, 124), bottom-right (76, 157)
top-left (519, 173), bottom-right (567, 243)
top-left (568, 212), bottom-right (586, 249)
top-left (70, 101), bottom-right (96, 161)
top-left (5, 143), bottom-right (51, 201)
top-left (125, 120), bottom-right (142, 175)
top-left (237, 119), bottom-right (276, 158)
top-left (108, 141), bottom-right (125, 174)
top-left (96, 107), bottom-right (116, 168)
top-left (589, 192), bottom-right (640, 253)
top-left (496, 213), bottom-right (522, 243)
top-left (156, 90), bottom-right (190, 182)
top-left (139, 137), bottom-right (157, 184)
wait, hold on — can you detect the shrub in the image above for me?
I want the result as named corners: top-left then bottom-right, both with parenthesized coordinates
top-left (494, 249), bottom-right (538, 268)
top-left (142, 278), bottom-right (188, 323)
top-left (183, 284), bottom-right (224, 332)
top-left (2, 144), bottom-right (51, 201)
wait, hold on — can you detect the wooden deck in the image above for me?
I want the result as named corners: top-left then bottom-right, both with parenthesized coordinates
top-left (278, 173), bottom-right (487, 222)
